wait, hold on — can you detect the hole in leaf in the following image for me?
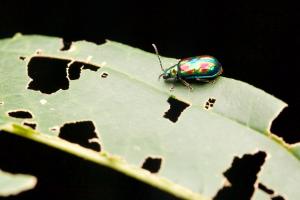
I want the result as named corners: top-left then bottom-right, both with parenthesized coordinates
top-left (67, 61), bottom-right (100, 80)
top-left (271, 106), bottom-right (300, 144)
top-left (27, 56), bottom-right (71, 94)
top-left (164, 96), bottom-right (190, 123)
top-left (213, 151), bottom-right (267, 200)
top-left (60, 38), bottom-right (72, 51)
top-left (58, 121), bottom-right (101, 152)
top-left (36, 49), bottom-right (42, 54)
top-left (50, 126), bottom-right (59, 132)
top-left (82, 63), bottom-right (100, 71)
top-left (258, 183), bottom-right (274, 195)
top-left (23, 121), bottom-right (37, 130)
top-left (204, 97), bottom-right (216, 110)
top-left (7, 110), bottom-right (33, 119)
top-left (101, 72), bottom-right (108, 78)
top-left (141, 157), bottom-right (162, 173)
top-left (19, 56), bottom-right (26, 60)
top-left (0, 101), bottom-right (3, 105)
top-left (68, 62), bottom-right (83, 80)
top-left (272, 195), bottom-right (285, 200)
top-left (258, 183), bottom-right (286, 199)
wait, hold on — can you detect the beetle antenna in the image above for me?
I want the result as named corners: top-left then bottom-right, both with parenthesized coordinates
top-left (152, 43), bottom-right (165, 71)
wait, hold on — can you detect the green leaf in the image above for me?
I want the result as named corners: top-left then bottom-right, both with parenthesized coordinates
top-left (0, 169), bottom-right (37, 197)
top-left (0, 34), bottom-right (299, 199)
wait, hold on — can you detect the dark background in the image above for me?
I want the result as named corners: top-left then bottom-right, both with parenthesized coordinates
top-left (0, 1), bottom-right (299, 141)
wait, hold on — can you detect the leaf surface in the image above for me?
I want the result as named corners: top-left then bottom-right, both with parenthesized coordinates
top-left (0, 169), bottom-right (37, 197)
top-left (0, 34), bottom-right (299, 199)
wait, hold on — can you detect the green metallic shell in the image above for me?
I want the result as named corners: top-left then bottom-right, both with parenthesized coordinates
top-left (177, 56), bottom-right (222, 79)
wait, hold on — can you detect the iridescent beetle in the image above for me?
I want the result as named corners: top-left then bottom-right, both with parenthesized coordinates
top-left (152, 44), bottom-right (223, 90)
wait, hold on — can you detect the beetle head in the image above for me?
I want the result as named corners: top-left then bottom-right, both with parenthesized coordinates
top-left (159, 67), bottom-right (177, 80)
top-left (159, 72), bottom-right (171, 80)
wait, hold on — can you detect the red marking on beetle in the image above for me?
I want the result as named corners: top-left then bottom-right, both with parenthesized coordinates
top-left (180, 65), bottom-right (189, 70)
top-left (201, 63), bottom-right (209, 68)
top-left (201, 68), bottom-right (209, 73)
top-left (187, 69), bottom-right (195, 74)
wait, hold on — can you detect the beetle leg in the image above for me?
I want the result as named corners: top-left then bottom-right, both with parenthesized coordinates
top-left (210, 79), bottom-right (217, 84)
top-left (170, 83), bottom-right (175, 91)
top-left (178, 77), bottom-right (193, 91)
top-left (196, 78), bottom-right (210, 83)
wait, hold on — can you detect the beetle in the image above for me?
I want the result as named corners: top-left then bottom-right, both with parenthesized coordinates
top-left (152, 44), bottom-right (223, 90)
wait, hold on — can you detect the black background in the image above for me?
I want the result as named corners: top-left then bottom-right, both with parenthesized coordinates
top-left (0, 1), bottom-right (299, 141)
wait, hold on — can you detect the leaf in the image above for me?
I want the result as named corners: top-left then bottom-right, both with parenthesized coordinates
top-left (0, 34), bottom-right (299, 199)
top-left (0, 169), bottom-right (37, 197)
